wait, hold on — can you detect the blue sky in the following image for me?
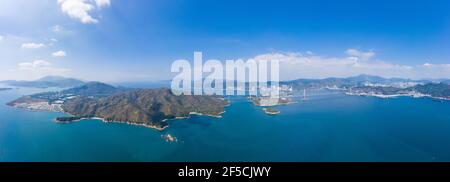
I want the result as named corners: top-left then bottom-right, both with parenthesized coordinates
top-left (0, 0), bottom-right (449, 81)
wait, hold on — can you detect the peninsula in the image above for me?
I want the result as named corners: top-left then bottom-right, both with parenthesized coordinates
top-left (7, 82), bottom-right (229, 130)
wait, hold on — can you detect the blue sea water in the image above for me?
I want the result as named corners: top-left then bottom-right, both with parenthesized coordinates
top-left (1, 87), bottom-right (450, 162)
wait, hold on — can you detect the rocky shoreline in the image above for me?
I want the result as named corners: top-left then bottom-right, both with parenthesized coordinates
top-left (54, 110), bottom-right (228, 131)
top-left (55, 116), bottom-right (169, 131)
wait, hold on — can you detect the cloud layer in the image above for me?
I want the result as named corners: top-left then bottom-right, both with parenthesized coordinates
top-left (252, 49), bottom-right (450, 80)
top-left (18, 60), bottom-right (70, 76)
top-left (346, 49), bottom-right (375, 61)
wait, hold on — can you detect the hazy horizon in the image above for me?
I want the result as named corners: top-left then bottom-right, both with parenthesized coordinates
top-left (2, 73), bottom-right (450, 85)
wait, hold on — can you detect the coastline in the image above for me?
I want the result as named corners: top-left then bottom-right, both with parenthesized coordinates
top-left (55, 116), bottom-right (168, 131)
top-left (9, 101), bottom-right (227, 132)
top-left (346, 92), bottom-right (450, 101)
top-left (188, 111), bottom-right (225, 118)
top-left (7, 97), bottom-right (228, 131)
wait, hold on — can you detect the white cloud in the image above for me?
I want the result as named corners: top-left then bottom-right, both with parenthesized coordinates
top-left (346, 48), bottom-right (375, 61)
top-left (423, 63), bottom-right (432, 67)
top-left (57, 0), bottom-right (111, 24)
top-left (21, 42), bottom-right (45, 49)
top-left (52, 50), bottom-right (67, 57)
top-left (95, 0), bottom-right (110, 8)
top-left (19, 60), bottom-right (52, 71)
top-left (18, 60), bottom-right (70, 75)
top-left (252, 50), bottom-right (450, 80)
top-left (0, 35), bottom-right (4, 41)
top-left (58, 0), bottom-right (98, 24)
top-left (50, 25), bottom-right (73, 35)
top-left (51, 25), bottom-right (63, 33)
top-left (51, 38), bottom-right (58, 42)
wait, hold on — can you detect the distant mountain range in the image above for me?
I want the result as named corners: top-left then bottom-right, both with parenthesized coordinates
top-left (277, 74), bottom-right (450, 99)
top-left (281, 74), bottom-right (447, 90)
top-left (26, 81), bottom-right (128, 104)
top-left (349, 82), bottom-right (450, 99)
top-left (1, 74), bottom-right (448, 90)
top-left (0, 76), bottom-right (85, 88)
top-left (60, 81), bottom-right (127, 97)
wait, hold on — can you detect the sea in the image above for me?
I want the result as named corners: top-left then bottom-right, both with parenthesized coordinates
top-left (1, 86), bottom-right (450, 162)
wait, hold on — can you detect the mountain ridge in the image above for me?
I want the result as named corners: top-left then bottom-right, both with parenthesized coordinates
top-left (0, 76), bottom-right (85, 88)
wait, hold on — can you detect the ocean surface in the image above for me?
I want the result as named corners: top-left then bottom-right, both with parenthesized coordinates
top-left (1, 87), bottom-right (450, 162)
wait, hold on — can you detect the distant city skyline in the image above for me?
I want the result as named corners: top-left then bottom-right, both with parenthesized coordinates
top-left (1, 0), bottom-right (449, 82)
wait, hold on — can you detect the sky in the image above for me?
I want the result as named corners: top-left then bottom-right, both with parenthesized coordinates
top-left (0, 0), bottom-right (449, 82)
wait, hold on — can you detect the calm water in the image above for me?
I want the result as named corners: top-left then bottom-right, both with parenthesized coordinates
top-left (1, 87), bottom-right (450, 162)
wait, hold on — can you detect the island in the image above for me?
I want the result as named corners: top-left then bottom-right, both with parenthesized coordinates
top-left (263, 108), bottom-right (280, 115)
top-left (250, 96), bottom-right (292, 106)
top-left (162, 134), bottom-right (178, 142)
top-left (7, 82), bottom-right (229, 131)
